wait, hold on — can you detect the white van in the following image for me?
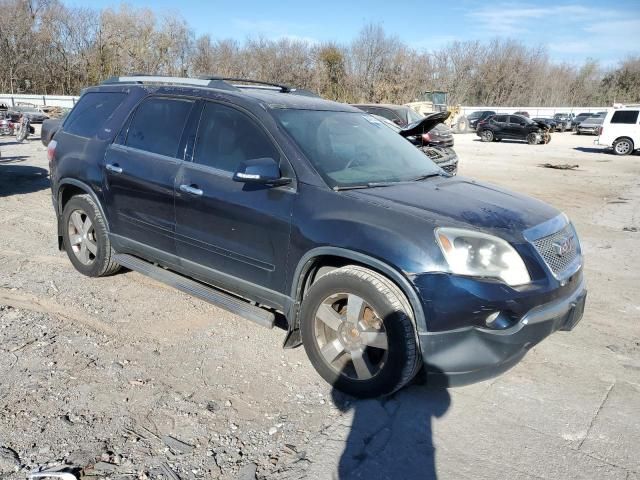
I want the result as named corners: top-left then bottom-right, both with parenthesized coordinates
top-left (597, 106), bottom-right (640, 155)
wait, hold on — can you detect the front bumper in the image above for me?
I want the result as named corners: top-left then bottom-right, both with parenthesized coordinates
top-left (417, 276), bottom-right (586, 386)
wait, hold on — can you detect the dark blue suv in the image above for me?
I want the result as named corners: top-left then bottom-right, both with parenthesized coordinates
top-left (48, 76), bottom-right (586, 398)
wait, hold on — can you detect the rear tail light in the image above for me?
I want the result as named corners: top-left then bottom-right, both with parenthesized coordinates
top-left (598, 126), bottom-right (603, 136)
top-left (47, 139), bottom-right (57, 165)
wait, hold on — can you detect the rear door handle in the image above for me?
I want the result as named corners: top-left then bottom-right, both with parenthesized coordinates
top-left (179, 184), bottom-right (203, 196)
top-left (106, 163), bottom-right (123, 174)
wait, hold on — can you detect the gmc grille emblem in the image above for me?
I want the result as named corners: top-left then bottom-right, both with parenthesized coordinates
top-left (553, 236), bottom-right (574, 257)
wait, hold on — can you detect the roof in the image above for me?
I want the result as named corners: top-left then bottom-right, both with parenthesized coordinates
top-left (97, 75), bottom-right (358, 112)
top-left (241, 89), bottom-right (358, 112)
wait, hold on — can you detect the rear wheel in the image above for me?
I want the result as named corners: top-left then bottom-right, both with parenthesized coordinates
top-left (62, 194), bottom-right (120, 277)
top-left (613, 137), bottom-right (633, 155)
top-left (300, 266), bottom-right (420, 398)
top-left (480, 130), bottom-right (494, 142)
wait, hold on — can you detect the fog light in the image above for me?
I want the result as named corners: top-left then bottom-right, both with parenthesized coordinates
top-left (485, 312), bottom-right (512, 330)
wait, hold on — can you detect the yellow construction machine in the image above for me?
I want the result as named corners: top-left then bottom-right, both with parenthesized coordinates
top-left (405, 91), bottom-right (470, 133)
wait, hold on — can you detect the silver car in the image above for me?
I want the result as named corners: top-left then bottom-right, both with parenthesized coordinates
top-left (577, 114), bottom-right (604, 135)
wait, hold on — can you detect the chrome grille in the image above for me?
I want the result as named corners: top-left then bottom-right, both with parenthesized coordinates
top-left (532, 224), bottom-right (580, 277)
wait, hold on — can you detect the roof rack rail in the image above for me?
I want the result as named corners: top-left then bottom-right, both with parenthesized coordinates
top-left (101, 75), bottom-right (239, 91)
top-left (199, 76), bottom-right (292, 93)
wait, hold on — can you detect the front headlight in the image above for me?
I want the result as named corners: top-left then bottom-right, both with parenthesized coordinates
top-left (435, 227), bottom-right (531, 286)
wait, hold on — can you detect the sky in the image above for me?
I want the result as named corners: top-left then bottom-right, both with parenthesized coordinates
top-left (62, 0), bottom-right (640, 66)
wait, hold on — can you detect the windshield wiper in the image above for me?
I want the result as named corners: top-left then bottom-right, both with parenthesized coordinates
top-left (410, 173), bottom-right (442, 182)
top-left (333, 181), bottom-right (401, 191)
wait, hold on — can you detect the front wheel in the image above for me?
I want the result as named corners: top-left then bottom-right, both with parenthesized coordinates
top-left (527, 133), bottom-right (539, 145)
top-left (613, 137), bottom-right (633, 155)
top-left (480, 130), bottom-right (494, 142)
top-left (300, 266), bottom-right (421, 398)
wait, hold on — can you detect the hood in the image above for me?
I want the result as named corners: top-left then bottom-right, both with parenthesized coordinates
top-left (347, 176), bottom-right (559, 237)
top-left (399, 111), bottom-right (450, 138)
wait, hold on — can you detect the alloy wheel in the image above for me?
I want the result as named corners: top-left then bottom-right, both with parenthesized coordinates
top-left (313, 293), bottom-right (389, 381)
top-left (67, 209), bottom-right (98, 265)
top-left (615, 140), bottom-right (631, 155)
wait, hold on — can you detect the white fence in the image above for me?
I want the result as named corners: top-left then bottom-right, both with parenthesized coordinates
top-left (0, 93), bottom-right (612, 118)
top-left (0, 93), bottom-right (79, 108)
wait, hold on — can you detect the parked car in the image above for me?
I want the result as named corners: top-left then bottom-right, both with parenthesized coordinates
top-left (576, 114), bottom-right (604, 135)
top-left (354, 103), bottom-right (454, 147)
top-left (514, 111), bottom-right (530, 118)
top-left (532, 117), bottom-right (558, 131)
top-left (571, 113), bottom-right (593, 130)
top-left (552, 113), bottom-right (574, 132)
top-left (372, 113), bottom-right (458, 174)
top-left (41, 110), bottom-right (71, 146)
top-left (476, 114), bottom-right (551, 144)
top-left (9, 105), bottom-right (49, 123)
top-left (466, 110), bottom-right (496, 130)
top-left (351, 103), bottom-right (424, 128)
top-left (596, 107), bottom-right (640, 155)
top-left (49, 75), bottom-right (586, 397)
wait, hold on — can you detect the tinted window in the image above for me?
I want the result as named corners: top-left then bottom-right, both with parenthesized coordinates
top-left (493, 115), bottom-right (507, 123)
top-left (64, 92), bottom-right (126, 138)
top-left (193, 102), bottom-right (279, 172)
top-left (611, 110), bottom-right (639, 124)
top-left (374, 108), bottom-right (403, 124)
top-left (126, 97), bottom-right (194, 158)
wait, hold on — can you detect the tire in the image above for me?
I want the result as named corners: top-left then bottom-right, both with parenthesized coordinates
top-left (300, 265), bottom-right (421, 398)
top-left (527, 133), bottom-right (539, 145)
top-left (613, 137), bottom-right (634, 156)
top-left (456, 116), bottom-right (469, 134)
top-left (62, 194), bottom-right (120, 277)
top-left (480, 129), bottom-right (494, 142)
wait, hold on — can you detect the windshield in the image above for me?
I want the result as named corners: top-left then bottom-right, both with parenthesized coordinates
top-left (405, 107), bottom-right (424, 124)
top-left (273, 110), bottom-right (441, 188)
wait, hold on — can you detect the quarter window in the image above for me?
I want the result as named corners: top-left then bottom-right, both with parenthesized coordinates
top-left (611, 110), bottom-right (639, 124)
top-left (126, 97), bottom-right (194, 158)
top-left (193, 102), bottom-right (279, 173)
top-left (63, 92), bottom-right (127, 138)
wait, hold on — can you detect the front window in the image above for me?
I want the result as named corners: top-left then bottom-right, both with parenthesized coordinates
top-left (273, 110), bottom-right (441, 188)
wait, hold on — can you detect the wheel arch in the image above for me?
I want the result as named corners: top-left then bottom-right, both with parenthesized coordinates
top-left (57, 179), bottom-right (109, 249)
top-left (283, 247), bottom-right (427, 348)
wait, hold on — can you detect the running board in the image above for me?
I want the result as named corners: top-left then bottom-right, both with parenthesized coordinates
top-left (114, 254), bottom-right (275, 329)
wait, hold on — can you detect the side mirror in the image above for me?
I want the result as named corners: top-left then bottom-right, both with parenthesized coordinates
top-left (233, 157), bottom-right (291, 186)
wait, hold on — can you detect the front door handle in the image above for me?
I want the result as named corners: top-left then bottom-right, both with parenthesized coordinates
top-left (179, 184), bottom-right (203, 196)
top-left (106, 163), bottom-right (123, 174)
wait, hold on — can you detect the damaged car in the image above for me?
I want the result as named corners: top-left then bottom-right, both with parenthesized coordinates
top-left (49, 75), bottom-right (586, 398)
top-left (372, 112), bottom-right (458, 175)
top-left (477, 114), bottom-right (551, 144)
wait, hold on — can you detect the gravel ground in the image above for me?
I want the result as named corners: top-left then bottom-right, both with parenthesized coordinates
top-left (0, 128), bottom-right (639, 480)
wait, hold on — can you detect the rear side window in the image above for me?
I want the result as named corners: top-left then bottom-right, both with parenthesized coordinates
top-left (125, 97), bottom-right (194, 158)
top-left (611, 110), bottom-right (639, 124)
top-left (63, 92), bottom-right (126, 138)
top-left (493, 115), bottom-right (507, 123)
top-left (193, 102), bottom-right (279, 173)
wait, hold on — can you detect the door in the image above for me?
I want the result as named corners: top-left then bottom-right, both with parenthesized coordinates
top-left (103, 96), bottom-right (195, 254)
top-left (490, 115), bottom-right (508, 137)
top-left (174, 101), bottom-right (294, 299)
top-left (507, 115), bottom-right (526, 138)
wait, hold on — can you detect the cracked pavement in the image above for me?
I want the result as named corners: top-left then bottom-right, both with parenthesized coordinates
top-left (1, 131), bottom-right (639, 479)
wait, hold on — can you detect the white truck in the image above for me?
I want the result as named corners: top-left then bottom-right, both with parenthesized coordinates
top-left (597, 106), bottom-right (640, 155)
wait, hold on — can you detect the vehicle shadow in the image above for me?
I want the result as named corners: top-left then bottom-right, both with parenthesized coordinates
top-left (0, 163), bottom-right (50, 197)
top-left (332, 370), bottom-right (451, 480)
top-left (573, 147), bottom-right (608, 154)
